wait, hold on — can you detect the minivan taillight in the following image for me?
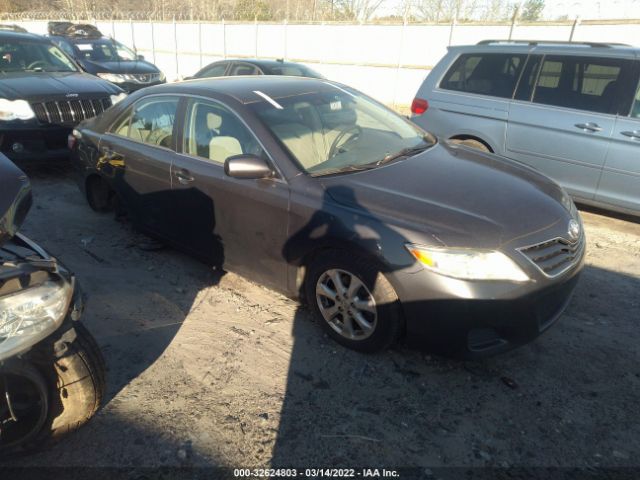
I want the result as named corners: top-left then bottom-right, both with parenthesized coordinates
top-left (411, 98), bottom-right (429, 115)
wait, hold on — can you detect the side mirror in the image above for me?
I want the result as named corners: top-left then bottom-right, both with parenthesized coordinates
top-left (137, 54), bottom-right (145, 61)
top-left (224, 154), bottom-right (273, 179)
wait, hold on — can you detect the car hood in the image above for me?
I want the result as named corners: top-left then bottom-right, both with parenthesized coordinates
top-left (320, 142), bottom-right (571, 249)
top-left (0, 71), bottom-right (122, 100)
top-left (79, 59), bottom-right (160, 74)
top-left (0, 154), bottom-right (32, 246)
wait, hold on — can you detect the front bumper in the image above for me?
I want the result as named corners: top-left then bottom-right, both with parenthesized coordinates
top-left (401, 272), bottom-right (580, 358)
top-left (0, 125), bottom-right (71, 163)
top-left (392, 245), bottom-right (584, 358)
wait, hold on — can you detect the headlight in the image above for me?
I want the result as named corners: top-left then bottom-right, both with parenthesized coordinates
top-left (560, 190), bottom-right (578, 218)
top-left (406, 244), bottom-right (529, 282)
top-left (159, 71), bottom-right (166, 82)
top-left (98, 72), bottom-right (127, 83)
top-left (0, 99), bottom-right (35, 121)
top-left (110, 92), bottom-right (128, 106)
top-left (0, 281), bottom-right (73, 361)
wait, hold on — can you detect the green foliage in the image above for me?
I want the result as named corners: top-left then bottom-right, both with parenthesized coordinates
top-left (234, 0), bottom-right (274, 21)
top-left (520, 0), bottom-right (545, 21)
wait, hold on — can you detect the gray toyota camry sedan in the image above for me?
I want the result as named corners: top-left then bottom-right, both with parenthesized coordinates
top-left (70, 76), bottom-right (585, 357)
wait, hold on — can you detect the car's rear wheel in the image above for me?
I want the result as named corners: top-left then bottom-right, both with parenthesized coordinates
top-left (449, 138), bottom-right (490, 152)
top-left (86, 176), bottom-right (113, 213)
top-left (305, 250), bottom-right (403, 352)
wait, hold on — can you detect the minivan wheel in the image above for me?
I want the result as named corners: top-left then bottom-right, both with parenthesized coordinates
top-left (86, 176), bottom-right (113, 212)
top-left (449, 138), bottom-right (490, 152)
top-left (305, 251), bottom-right (403, 353)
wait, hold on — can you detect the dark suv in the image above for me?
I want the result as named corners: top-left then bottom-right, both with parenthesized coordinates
top-left (47, 23), bottom-right (166, 93)
top-left (0, 30), bottom-right (125, 163)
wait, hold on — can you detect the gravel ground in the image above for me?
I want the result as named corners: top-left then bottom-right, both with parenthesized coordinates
top-left (2, 166), bottom-right (640, 473)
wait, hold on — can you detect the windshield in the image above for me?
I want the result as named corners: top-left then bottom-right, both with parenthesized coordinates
top-left (0, 40), bottom-right (77, 72)
top-left (250, 85), bottom-right (434, 176)
top-left (73, 39), bottom-right (137, 62)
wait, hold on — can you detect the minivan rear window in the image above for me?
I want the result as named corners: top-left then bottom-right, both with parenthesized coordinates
top-left (532, 55), bottom-right (636, 115)
top-left (440, 53), bottom-right (526, 99)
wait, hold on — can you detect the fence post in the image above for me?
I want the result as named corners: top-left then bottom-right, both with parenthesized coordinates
top-left (151, 21), bottom-right (156, 64)
top-left (173, 17), bottom-right (179, 78)
top-left (569, 16), bottom-right (581, 41)
top-left (508, 6), bottom-right (520, 40)
top-left (130, 18), bottom-right (136, 53)
top-left (198, 21), bottom-right (203, 68)
top-left (448, 16), bottom-right (456, 46)
top-left (222, 18), bottom-right (226, 59)
top-left (111, 19), bottom-right (116, 39)
top-left (255, 17), bottom-right (259, 57)
top-left (283, 19), bottom-right (288, 61)
top-left (392, 19), bottom-right (408, 109)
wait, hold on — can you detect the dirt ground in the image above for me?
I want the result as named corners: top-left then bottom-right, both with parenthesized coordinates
top-left (3, 166), bottom-right (640, 472)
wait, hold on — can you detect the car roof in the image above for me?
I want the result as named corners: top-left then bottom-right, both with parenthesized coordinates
top-left (210, 58), bottom-right (309, 70)
top-left (147, 76), bottom-right (343, 104)
top-left (51, 35), bottom-right (111, 43)
top-left (0, 30), bottom-right (49, 42)
top-left (450, 40), bottom-right (640, 59)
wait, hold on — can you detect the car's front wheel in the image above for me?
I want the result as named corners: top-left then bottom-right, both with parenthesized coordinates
top-left (305, 250), bottom-right (403, 353)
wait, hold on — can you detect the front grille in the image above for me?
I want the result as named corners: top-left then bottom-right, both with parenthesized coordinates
top-left (31, 97), bottom-right (112, 125)
top-left (129, 73), bottom-right (162, 84)
top-left (518, 236), bottom-right (585, 278)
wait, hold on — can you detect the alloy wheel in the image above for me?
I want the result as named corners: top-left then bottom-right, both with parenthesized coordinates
top-left (315, 269), bottom-right (377, 340)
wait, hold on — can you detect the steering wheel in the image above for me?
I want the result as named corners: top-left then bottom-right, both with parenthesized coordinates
top-left (328, 126), bottom-right (362, 160)
top-left (27, 60), bottom-right (50, 70)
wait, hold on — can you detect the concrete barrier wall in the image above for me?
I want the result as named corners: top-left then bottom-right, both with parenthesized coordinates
top-left (13, 20), bottom-right (640, 106)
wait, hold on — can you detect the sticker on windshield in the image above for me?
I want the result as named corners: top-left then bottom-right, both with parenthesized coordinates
top-left (76, 44), bottom-right (94, 51)
top-left (330, 100), bottom-right (342, 111)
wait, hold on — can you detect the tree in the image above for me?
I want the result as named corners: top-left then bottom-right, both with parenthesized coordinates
top-left (520, 0), bottom-right (545, 21)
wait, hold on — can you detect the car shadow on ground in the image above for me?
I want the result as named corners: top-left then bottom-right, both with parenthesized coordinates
top-left (270, 262), bottom-right (640, 468)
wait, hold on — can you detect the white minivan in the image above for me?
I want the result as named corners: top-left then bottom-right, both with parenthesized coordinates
top-left (411, 40), bottom-right (640, 217)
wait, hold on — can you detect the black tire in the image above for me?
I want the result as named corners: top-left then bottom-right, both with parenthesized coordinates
top-left (0, 323), bottom-right (106, 456)
top-left (305, 250), bottom-right (403, 353)
top-left (86, 176), bottom-right (114, 213)
top-left (47, 323), bottom-right (106, 441)
top-left (449, 138), bottom-right (490, 152)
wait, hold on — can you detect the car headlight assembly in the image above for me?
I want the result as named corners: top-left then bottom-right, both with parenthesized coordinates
top-left (98, 72), bottom-right (127, 83)
top-left (0, 280), bottom-right (73, 362)
top-left (406, 244), bottom-right (529, 282)
top-left (0, 99), bottom-right (36, 121)
top-left (159, 71), bottom-right (166, 82)
top-left (109, 92), bottom-right (128, 106)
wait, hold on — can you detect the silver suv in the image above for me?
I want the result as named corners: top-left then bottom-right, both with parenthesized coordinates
top-left (411, 40), bottom-right (640, 216)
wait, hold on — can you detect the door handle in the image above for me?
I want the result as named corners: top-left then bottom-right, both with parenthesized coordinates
top-left (174, 169), bottom-right (195, 184)
top-left (574, 122), bottom-right (602, 133)
top-left (621, 130), bottom-right (640, 140)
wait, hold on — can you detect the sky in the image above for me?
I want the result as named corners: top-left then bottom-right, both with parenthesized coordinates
top-left (377, 0), bottom-right (639, 20)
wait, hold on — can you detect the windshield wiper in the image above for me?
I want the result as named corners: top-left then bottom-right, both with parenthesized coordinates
top-left (376, 142), bottom-right (433, 166)
top-left (310, 163), bottom-right (380, 177)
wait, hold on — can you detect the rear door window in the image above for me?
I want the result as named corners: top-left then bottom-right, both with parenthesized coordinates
top-left (532, 55), bottom-right (636, 115)
top-left (127, 97), bottom-right (179, 149)
top-left (440, 53), bottom-right (526, 98)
